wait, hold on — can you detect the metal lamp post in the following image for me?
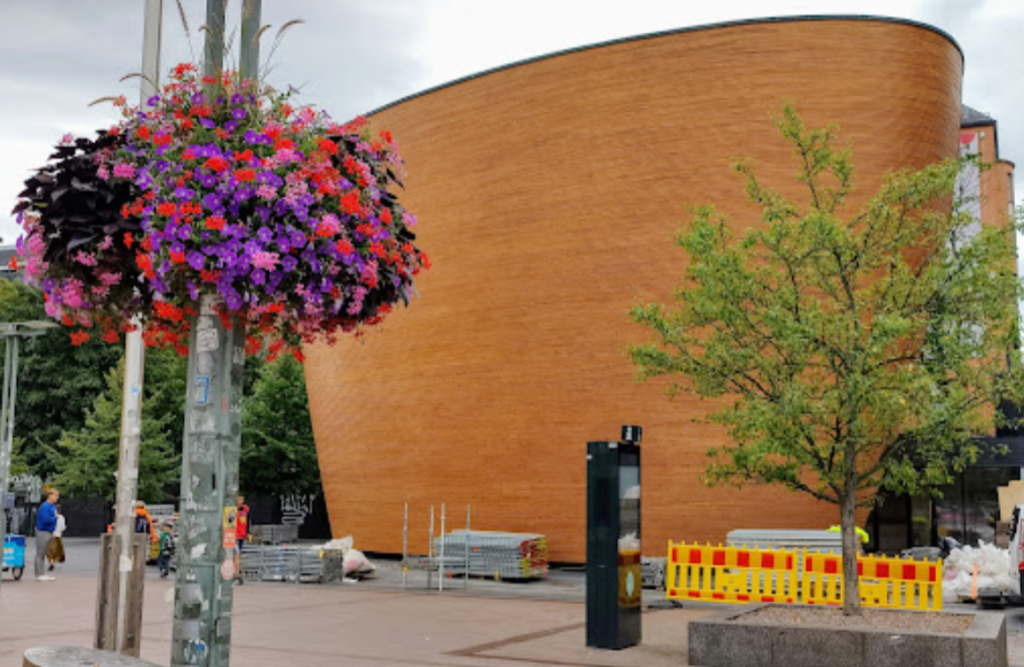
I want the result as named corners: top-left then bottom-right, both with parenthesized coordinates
top-left (0, 320), bottom-right (59, 596)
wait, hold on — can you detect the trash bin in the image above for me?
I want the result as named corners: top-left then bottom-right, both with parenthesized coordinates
top-left (2, 535), bottom-right (26, 581)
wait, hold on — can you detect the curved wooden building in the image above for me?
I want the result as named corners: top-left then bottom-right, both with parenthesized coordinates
top-left (304, 16), bottom-right (964, 562)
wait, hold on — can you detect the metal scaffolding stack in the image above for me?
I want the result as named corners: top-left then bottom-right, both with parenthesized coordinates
top-left (433, 530), bottom-right (548, 580)
top-left (238, 544), bottom-right (323, 583)
top-left (248, 524), bottom-right (300, 545)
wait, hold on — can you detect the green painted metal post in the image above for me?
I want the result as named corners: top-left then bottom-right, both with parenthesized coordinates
top-left (171, 3), bottom-right (257, 663)
top-left (240, 0), bottom-right (261, 80)
top-left (171, 296), bottom-right (245, 666)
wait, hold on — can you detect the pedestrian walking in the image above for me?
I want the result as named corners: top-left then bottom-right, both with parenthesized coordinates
top-left (157, 523), bottom-right (176, 578)
top-left (46, 505), bottom-right (66, 571)
top-left (34, 488), bottom-right (59, 581)
top-left (234, 495), bottom-right (249, 585)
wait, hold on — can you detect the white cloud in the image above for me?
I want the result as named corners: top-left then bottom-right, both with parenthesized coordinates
top-left (2, 0), bottom-right (1021, 244)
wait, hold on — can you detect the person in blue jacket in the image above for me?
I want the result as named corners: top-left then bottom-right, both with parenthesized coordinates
top-left (35, 488), bottom-right (59, 581)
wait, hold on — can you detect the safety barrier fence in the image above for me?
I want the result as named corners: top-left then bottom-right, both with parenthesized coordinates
top-left (667, 541), bottom-right (942, 611)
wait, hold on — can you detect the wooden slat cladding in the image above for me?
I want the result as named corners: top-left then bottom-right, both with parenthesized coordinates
top-left (304, 19), bottom-right (963, 562)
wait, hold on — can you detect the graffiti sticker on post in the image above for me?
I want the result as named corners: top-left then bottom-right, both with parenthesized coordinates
top-left (194, 376), bottom-right (210, 405)
top-left (222, 506), bottom-right (237, 551)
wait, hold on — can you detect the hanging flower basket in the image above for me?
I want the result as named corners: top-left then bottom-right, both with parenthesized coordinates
top-left (14, 63), bottom-right (429, 360)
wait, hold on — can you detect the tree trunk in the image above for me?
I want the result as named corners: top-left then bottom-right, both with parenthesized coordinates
top-left (840, 486), bottom-right (862, 615)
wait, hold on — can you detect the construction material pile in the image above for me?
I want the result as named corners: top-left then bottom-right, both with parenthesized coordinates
top-left (320, 536), bottom-right (376, 581)
top-left (433, 530), bottom-right (548, 580)
top-left (238, 544), bottom-right (322, 583)
top-left (248, 524), bottom-right (300, 545)
top-left (942, 540), bottom-right (1017, 602)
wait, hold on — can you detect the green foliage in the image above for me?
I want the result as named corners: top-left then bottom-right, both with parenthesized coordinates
top-left (241, 355), bottom-right (320, 497)
top-left (49, 357), bottom-right (179, 502)
top-left (0, 280), bottom-right (122, 478)
top-left (629, 106), bottom-right (1024, 612)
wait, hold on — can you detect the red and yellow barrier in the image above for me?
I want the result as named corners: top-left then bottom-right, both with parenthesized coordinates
top-left (666, 542), bottom-right (798, 604)
top-left (667, 541), bottom-right (942, 611)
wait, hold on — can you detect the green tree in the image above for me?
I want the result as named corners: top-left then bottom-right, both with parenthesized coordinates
top-left (628, 106), bottom-right (1023, 615)
top-left (241, 355), bottom-right (320, 497)
top-left (50, 358), bottom-right (179, 502)
top-left (0, 279), bottom-right (122, 478)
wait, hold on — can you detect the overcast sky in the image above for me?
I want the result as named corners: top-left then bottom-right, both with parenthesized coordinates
top-left (1, 0), bottom-right (1021, 244)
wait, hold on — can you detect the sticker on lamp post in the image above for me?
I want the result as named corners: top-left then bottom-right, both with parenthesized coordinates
top-left (194, 376), bottom-right (210, 405)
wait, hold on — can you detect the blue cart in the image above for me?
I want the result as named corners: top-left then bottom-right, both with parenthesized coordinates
top-left (2, 535), bottom-right (26, 580)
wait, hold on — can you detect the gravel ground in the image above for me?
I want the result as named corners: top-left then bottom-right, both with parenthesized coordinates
top-left (742, 605), bottom-right (974, 634)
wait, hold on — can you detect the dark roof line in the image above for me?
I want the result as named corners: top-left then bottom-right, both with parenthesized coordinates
top-left (366, 15), bottom-right (963, 118)
top-left (961, 104), bottom-right (1001, 158)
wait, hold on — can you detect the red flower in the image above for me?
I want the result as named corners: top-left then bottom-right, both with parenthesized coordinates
top-left (70, 330), bottom-right (90, 346)
top-left (157, 202), bottom-right (177, 216)
top-left (235, 149), bottom-right (254, 163)
top-left (318, 138), bottom-right (338, 155)
top-left (102, 329), bottom-right (120, 344)
top-left (204, 216), bottom-right (226, 230)
top-left (234, 169), bottom-right (256, 182)
top-left (153, 133), bottom-right (173, 146)
top-left (7, 256), bottom-right (17, 271)
top-left (182, 148), bottom-right (196, 160)
top-left (123, 233), bottom-right (133, 248)
top-left (339, 191), bottom-right (360, 214)
top-left (136, 126), bottom-right (151, 140)
top-left (203, 156), bottom-right (229, 172)
top-left (335, 239), bottom-right (354, 255)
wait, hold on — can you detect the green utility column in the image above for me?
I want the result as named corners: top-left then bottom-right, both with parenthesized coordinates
top-left (170, 296), bottom-right (245, 666)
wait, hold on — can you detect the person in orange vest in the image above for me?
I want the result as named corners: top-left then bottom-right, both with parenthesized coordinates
top-left (233, 495), bottom-right (250, 585)
top-left (134, 501), bottom-right (158, 543)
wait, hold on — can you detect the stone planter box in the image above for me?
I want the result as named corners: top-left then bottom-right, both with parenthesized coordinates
top-left (688, 604), bottom-right (1006, 667)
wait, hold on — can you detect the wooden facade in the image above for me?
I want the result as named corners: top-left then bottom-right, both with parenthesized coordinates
top-left (304, 17), bottom-right (965, 562)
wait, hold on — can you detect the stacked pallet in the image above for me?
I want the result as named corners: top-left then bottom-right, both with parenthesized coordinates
top-left (433, 530), bottom-right (548, 580)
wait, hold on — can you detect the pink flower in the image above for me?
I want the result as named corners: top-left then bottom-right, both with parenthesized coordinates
top-left (74, 251), bottom-right (98, 266)
top-left (251, 251), bottom-right (280, 270)
top-left (61, 279), bottom-right (84, 308)
top-left (113, 163), bottom-right (135, 179)
top-left (256, 185), bottom-right (277, 200)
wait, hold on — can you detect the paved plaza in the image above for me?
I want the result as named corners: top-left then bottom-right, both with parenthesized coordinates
top-left (5, 539), bottom-right (1024, 666)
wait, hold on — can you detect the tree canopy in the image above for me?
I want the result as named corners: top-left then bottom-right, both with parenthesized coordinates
top-left (629, 106), bottom-right (1023, 613)
top-left (241, 355), bottom-right (320, 497)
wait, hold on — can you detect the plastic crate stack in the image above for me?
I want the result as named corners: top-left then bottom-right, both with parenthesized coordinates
top-left (433, 530), bottom-right (548, 580)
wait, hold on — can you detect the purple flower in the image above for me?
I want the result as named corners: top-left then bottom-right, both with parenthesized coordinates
top-left (252, 269), bottom-right (266, 285)
top-left (147, 95), bottom-right (160, 107)
top-left (199, 118), bottom-right (216, 129)
top-left (174, 186), bottom-right (195, 200)
top-left (191, 93), bottom-right (205, 105)
top-left (179, 224), bottom-right (193, 239)
top-left (231, 107), bottom-right (246, 120)
top-left (187, 281), bottom-right (199, 300)
top-left (170, 242), bottom-right (185, 255)
top-left (257, 227), bottom-right (273, 243)
top-left (281, 255), bottom-right (298, 272)
top-left (230, 93), bottom-right (245, 105)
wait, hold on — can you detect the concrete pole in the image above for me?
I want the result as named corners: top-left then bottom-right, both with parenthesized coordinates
top-left (111, 0), bottom-right (161, 653)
